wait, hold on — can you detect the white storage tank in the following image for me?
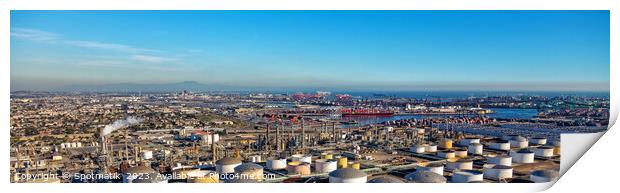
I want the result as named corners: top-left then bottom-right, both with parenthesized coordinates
top-left (468, 143), bottom-right (483, 155)
top-left (291, 154), bottom-right (312, 164)
top-left (404, 170), bottom-right (447, 183)
top-left (483, 164), bottom-right (513, 181)
top-left (368, 176), bottom-right (405, 183)
top-left (451, 169), bottom-right (484, 183)
top-left (529, 137), bottom-right (547, 145)
top-left (510, 136), bottom-right (529, 148)
top-left (534, 146), bottom-right (554, 157)
top-left (216, 157), bottom-right (242, 174)
top-left (503, 134), bottom-right (520, 141)
top-left (530, 170), bottom-right (559, 183)
top-left (446, 158), bottom-right (473, 170)
top-left (486, 154), bottom-right (512, 166)
top-left (234, 163), bottom-right (264, 181)
top-left (437, 150), bottom-right (456, 159)
top-left (454, 148), bottom-right (468, 158)
top-left (250, 155), bottom-right (262, 163)
top-left (425, 144), bottom-right (438, 153)
top-left (417, 162), bottom-right (444, 175)
top-left (142, 150), bottom-right (153, 160)
top-left (328, 168), bottom-right (367, 183)
top-left (511, 149), bottom-right (535, 164)
top-left (266, 158), bottom-right (287, 170)
top-left (490, 140), bottom-right (511, 150)
top-left (410, 144), bottom-right (427, 153)
top-left (459, 137), bottom-right (480, 146)
top-left (315, 159), bottom-right (337, 173)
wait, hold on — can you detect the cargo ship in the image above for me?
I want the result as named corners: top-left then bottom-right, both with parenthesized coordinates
top-left (340, 109), bottom-right (394, 117)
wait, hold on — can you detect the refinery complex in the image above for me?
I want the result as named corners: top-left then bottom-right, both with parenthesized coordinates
top-left (9, 91), bottom-right (609, 183)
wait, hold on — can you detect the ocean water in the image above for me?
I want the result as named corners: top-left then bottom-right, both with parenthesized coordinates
top-left (334, 91), bottom-right (609, 99)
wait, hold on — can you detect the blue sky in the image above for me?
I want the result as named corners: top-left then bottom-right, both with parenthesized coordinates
top-left (10, 11), bottom-right (610, 91)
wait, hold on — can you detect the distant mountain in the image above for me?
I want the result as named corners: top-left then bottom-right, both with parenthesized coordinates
top-left (59, 81), bottom-right (230, 92)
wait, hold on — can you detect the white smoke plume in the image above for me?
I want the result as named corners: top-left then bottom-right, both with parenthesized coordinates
top-left (101, 117), bottom-right (142, 136)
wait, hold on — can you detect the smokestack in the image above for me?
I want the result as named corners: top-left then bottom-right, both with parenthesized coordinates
top-left (276, 124), bottom-right (280, 151)
top-left (101, 135), bottom-right (107, 155)
top-left (332, 122), bottom-right (336, 143)
top-left (301, 119), bottom-right (305, 149)
top-left (211, 131), bottom-right (216, 162)
top-left (266, 123), bottom-right (270, 145)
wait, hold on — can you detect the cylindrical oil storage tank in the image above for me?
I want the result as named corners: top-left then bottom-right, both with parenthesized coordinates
top-left (534, 146), bottom-right (555, 157)
top-left (529, 137), bottom-right (547, 145)
top-left (216, 157), bottom-right (242, 174)
top-left (328, 168), bottom-right (367, 183)
top-left (266, 158), bottom-right (287, 170)
top-left (552, 141), bottom-right (561, 155)
top-left (234, 163), bottom-right (264, 181)
top-left (350, 162), bottom-right (361, 170)
top-left (454, 148), bottom-right (468, 158)
top-left (437, 150), bottom-right (456, 159)
top-left (410, 144), bottom-right (426, 153)
top-left (490, 140), bottom-right (511, 151)
top-left (446, 158), bottom-right (473, 170)
top-left (404, 170), bottom-right (447, 183)
top-left (291, 154), bottom-right (312, 164)
top-left (530, 170), bottom-right (559, 183)
top-left (425, 143), bottom-right (438, 153)
top-left (451, 169), bottom-right (484, 183)
top-left (368, 176), bottom-right (405, 183)
top-left (483, 164), bottom-right (513, 181)
top-left (336, 156), bottom-right (348, 168)
top-left (510, 136), bottom-right (529, 148)
top-left (468, 143), bottom-right (483, 155)
top-left (321, 153), bottom-right (334, 160)
top-left (511, 149), bottom-right (535, 163)
top-left (459, 137), bottom-right (480, 146)
top-left (186, 170), bottom-right (219, 183)
top-left (142, 150), bottom-right (153, 160)
top-left (287, 161), bottom-right (311, 175)
top-left (439, 139), bottom-right (453, 149)
top-left (250, 155), bottom-right (262, 163)
top-left (315, 159), bottom-right (337, 173)
top-left (417, 162), bottom-right (444, 175)
top-left (503, 134), bottom-right (520, 141)
top-left (486, 154), bottom-right (512, 166)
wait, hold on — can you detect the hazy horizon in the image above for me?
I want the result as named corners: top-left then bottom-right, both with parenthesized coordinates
top-left (11, 11), bottom-right (610, 92)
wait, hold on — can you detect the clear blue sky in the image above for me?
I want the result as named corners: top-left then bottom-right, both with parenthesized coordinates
top-left (10, 11), bottom-right (610, 91)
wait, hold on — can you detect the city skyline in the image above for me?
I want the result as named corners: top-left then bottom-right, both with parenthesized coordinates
top-left (10, 10), bottom-right (610, 92)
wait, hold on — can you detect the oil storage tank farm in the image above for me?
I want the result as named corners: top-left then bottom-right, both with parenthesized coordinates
top-left (328, 168), bottom-right (368, 183)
